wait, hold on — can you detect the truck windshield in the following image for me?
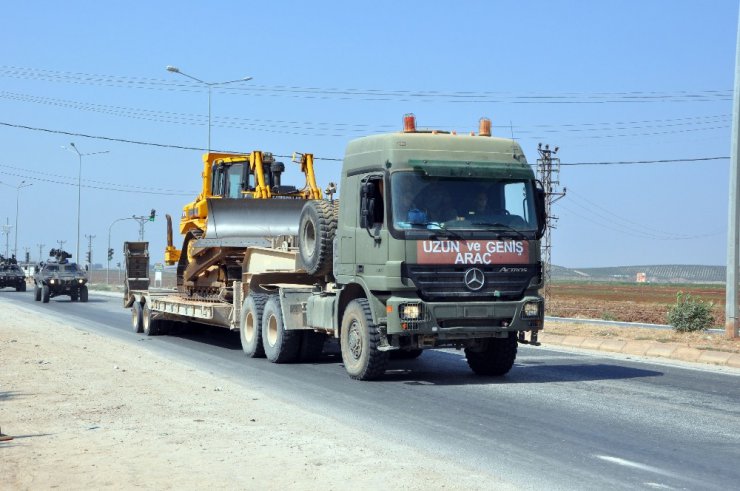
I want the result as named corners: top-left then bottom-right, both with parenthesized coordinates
top-left (390, 171), bottom-right (540, 237)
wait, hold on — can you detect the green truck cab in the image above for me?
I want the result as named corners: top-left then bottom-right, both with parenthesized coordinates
top-left (315, 117), bottom-right (545, 378)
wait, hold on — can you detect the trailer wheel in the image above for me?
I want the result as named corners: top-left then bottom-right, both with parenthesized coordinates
top-left (142, 303), bottom-right (162, 336)
top-left (299, 331), bottom-right (326, 362)
top-left (240, 294), bottom-right (267, 358)
top-left (42, 285), bottom-right (50, 303)
top-left (465, 333), bottom-right (518, 376)
top-left (261, 295), bottom-right (300, 363)
top-left (340, 298), bottom-right (388, 380)
top-left (34, 284), bottom-right (41, 301)
top-left (131, 301), bottom-right (143, 333)
top-left (79, 285), bottom-right (88, 303)
top-left (297, 200), bottom-right (337, 277)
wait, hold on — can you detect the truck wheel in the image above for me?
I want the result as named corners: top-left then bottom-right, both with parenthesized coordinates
top-left (131, 301), bottom-right (143, 333)
top-left (17, 282), bottom-right (26, 292)
top-left (465, 333), bottom-right (518, 376)
top-left (34, 284), bottom-right (41, 301)
top-left (42, 285), bottom-right (50, 303)
top-left (390, 349), bottom-right (423, 360)
top-left (142, 303), bottom-right (161, 336)
top-left (297, 200), bottom-right (337, 277)
top-left (340, 298), bottom-right (388, 380)
top-left (240, 294), bottom-right (267, 358)
top-left (261, 295), bottom-right (300, 363)
top-left (299, 331), bottom-right (326, 362)
top-left (70, 291), bottom-right (79, 302)
top-left (79, 285), bottom-right (88, 303)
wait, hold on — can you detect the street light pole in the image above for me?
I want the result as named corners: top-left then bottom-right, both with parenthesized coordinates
top-left (166, 66), bottom-right (252, 152)
top-left (66, 143), bottom-right (109, 264)
top-left (14, 181), bottom-right (32, 259)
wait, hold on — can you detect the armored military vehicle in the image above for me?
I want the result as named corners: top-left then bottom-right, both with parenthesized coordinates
top-left (0, 255), bottom-right (27, 292)
top-left (33, 249), bottom-right (89, 303)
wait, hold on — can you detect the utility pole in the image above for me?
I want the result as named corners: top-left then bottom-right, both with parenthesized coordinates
top-left (726, 6), bottom-right (740, 339)
top-left (85, 234), bottom-right (95, 271)
top-left (537, 144), bottom-right (566, 302)
top-left (37, 243), bottom-right (45, 263)
top-left (132, 209), bottom-right (156, 241)
top-left (2, 219), bottom-right (12, 258)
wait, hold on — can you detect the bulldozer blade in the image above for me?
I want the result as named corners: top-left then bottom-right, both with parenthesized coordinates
top-left (205, 198), bottom-right (307, 240)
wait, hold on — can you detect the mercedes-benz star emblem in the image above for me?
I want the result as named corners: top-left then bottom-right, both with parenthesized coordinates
top-left (464, 268), bottom-right (485, 291)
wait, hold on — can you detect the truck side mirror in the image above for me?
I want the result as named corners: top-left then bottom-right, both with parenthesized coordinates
top-left (535, 186), bottom-right (546, 238)
top-left (360, 181), bottom-right (376, 229)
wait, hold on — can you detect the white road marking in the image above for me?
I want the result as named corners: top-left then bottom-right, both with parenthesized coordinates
top-left (595, 455), bottom-right (677, 478)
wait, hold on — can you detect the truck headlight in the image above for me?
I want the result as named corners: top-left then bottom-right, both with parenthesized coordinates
top-left (522, 301), bottom-right (541, 318)
top-left (49, 279), bottom-right (55, 285)
top-left (78, 279), bottom-right (84, 284)
top-left (400, 303), bottom-right (421, 320)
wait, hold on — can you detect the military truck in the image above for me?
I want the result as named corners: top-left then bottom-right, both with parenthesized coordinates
top-left (125, 115), bottom-right (546, 380)
top-left (0, 255), bottom-right (27, 292)
top-left (34, 249), bottom-right (89, 303)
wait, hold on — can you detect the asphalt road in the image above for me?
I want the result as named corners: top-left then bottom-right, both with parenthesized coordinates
top-left (3, 288), bottom-right (739, 490)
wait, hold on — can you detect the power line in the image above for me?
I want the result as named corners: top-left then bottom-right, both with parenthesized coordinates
top-left (561, 156), bottom-right (729, 166)
top-left (0, 65), bottom-right (733, 104)
top-left (0, 120), bottom-right (727, 166)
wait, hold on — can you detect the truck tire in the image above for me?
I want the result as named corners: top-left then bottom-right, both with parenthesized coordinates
top-left (299, 331), bottom-right (326, 362)
top-left (79, 285), bottom-right (88, 303)
top-left (240, 294), bottom-right (267, 358)
top-left (131, 301), bottom-right (143, 333)
top-left (142, 303), bottom-right (161, 336)
top-left (42, 285), bottom-right (50, 303)
top-left (261, 295), bottom-right (301, 363)
top-left (70, 291), bottom-right (79, 302)
top-left (297, 200), bottom-right (337, 277)
top-left (340, 298), bottom-right (388, 380)
top-left (17, 282), bottom-right (26, 292)
top-left (34, 285), bottom-right (41, 301)
top-left (465, 333), bottom-right (518, 376)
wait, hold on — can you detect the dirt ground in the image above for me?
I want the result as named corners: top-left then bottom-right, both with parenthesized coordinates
top-left (547, 282), bottom-right (726, 326)
top-left (543, 322), bottom-right (740, 354)
top-left (0, 300), bottom-right (510, 490)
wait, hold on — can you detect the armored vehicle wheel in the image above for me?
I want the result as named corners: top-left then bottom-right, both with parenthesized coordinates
top-left (340, 298), bottom-right (388, 380)
top-left (299, 331), bottom-right (326, 362)
top-left (131, 301), bottom-right (143, 333)
top-left (70, 292), bottom-right (79, 302)
top-left (17, 282), bottom-right (26, 292)
top-left (34, 285), bottom-right (41, 301)
top-left (142, 303), bottom-right (162, 336)
top-left (79, 285), bottom-right (88, 303)
top-left (261, 295), bottom-right (300, 363)
top-left (297, 200), bottom-right (337, 277)
top-left (41, 285), bottom-right (50, 303)
top-left (240, 294), bottom-right (267, 358)
top-left (390, 348), bottom-right (423, 360)
top-left (465, 333), bottom-right (518, 376)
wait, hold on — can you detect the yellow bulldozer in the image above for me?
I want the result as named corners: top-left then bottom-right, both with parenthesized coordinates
top-left (165, 150), bottom-right (324, 298)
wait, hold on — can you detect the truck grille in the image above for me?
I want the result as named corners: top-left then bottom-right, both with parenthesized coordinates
top-left (403, 263), bottom-right (541, 302)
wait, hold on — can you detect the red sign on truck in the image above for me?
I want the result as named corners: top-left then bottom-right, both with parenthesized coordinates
top-left (417, 240), bottom-right (529, 265)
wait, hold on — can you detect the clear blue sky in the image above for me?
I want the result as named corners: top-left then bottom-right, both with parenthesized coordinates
top-left (0, 0), bottom-right (737, 268)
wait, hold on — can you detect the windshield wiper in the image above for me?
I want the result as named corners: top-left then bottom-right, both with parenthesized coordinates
top-left (428, 227), bottom-right (464, 240)
top-left (471, 222), bottom-right (529, 239)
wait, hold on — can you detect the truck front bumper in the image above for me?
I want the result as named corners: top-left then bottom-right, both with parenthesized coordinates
top-left (385, 296), bottom-right (543, 339)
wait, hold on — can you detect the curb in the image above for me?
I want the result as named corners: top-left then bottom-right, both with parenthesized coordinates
top-left (539, 332), bottom-right (740, 368)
